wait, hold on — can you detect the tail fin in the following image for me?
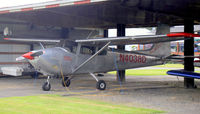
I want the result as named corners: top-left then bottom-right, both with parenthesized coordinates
top-left (138, 24), bottom-right (171, 57)
top-left (148, 42), bottom-right (171, 57)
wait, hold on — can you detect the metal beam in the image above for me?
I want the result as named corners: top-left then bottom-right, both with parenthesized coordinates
top-left (184, 19), bottom-right (196, 88)
top-left (117, 24), bottom-right (126, 82)
top-left (104, 29), bottom-right (108, 38)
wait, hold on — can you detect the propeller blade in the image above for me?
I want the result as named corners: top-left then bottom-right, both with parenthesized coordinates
top-left (16, 56), bottom-right (26, 61)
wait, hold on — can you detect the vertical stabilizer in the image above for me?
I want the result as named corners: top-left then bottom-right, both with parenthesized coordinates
top-left (148, 42), bottom-right (171, 57)
top-left (139, 24), bottom-right (171, 57)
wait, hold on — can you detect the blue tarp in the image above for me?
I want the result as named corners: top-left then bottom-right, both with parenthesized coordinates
top-left (167, 70), bottom-right (200, 79)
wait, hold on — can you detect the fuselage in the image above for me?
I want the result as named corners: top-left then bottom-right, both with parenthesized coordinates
top-left (28, 47), bottom-right (164, 76)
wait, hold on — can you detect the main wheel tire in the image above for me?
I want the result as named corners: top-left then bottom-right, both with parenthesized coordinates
top-left (42, 82), bottom-right (51, 91)
top-left (62, 77), bottom-right (71, 87)
top-left (96, 80), bottom-right (106, 90)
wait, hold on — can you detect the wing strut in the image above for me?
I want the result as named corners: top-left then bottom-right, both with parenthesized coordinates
top-left (39, 42), bottom-right (45, 49)
top-left (72, 41), bottom-right (111, 74)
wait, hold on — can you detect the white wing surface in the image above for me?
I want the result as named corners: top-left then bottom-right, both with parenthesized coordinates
top-left (75, 33), bottom-right (200, 45)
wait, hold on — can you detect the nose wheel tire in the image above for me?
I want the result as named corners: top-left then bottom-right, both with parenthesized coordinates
top-left (96, 80), bottom-right (106, 90)
top-left (42, 82), bottom-right (51, 91)
top-left (62, 77), bottom-right (71, 87)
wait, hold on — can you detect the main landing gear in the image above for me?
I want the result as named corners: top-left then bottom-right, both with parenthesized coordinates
top-left (96, 80), bottom-right (106, 90)
top-left (61, 74), bottom-right (106, 90)
top-left (62, 77), bottom-right (71, 87)
top-left (42, 73), bottom-right (106, 91)
top-left (90, 73), bottom-right (106, 90)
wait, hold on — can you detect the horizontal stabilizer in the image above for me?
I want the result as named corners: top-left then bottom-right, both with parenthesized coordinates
top-left (167, 70), bottom-right (200, 79)
top-left (167, 55), bottom-right (200, 59)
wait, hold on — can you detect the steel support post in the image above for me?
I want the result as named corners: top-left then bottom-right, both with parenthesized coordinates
top-left (30, 44), bottom-right (34, 51)
top-left (117, 24), bottom-right (126, 82)
top-left (104, 29), bottom-right (108, 38)
top-left (184, 19), bottom-right (196, 88)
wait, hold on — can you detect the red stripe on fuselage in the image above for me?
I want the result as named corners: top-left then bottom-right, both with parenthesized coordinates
top-left (64, 56), bottom-right (72, 61)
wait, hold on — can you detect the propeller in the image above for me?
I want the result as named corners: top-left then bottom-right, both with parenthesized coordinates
top-left (16, 51), bottom-right (44, 61)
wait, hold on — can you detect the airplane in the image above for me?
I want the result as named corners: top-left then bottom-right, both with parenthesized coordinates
top-left (4, 32), bottom-right (200, 91)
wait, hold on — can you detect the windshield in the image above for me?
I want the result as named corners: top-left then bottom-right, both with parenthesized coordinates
top-left (63, 41), bottom-right (77, 54)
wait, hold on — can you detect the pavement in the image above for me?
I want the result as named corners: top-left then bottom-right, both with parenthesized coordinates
top-left (0, 74), bottom-right (200, 114)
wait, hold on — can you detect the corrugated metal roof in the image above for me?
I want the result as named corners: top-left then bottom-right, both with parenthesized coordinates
top-left (0, 0), bottom-right (200, 28)
top-left (0, 0), bottom-right (107, 14)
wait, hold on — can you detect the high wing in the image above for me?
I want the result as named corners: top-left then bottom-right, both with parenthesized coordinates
top-left (4, 37), bottom-right (60, 43)
top-left (75, 33), bottom-right (200, 45)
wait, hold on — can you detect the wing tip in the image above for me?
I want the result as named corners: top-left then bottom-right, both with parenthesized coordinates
top-left (167, 32), bottom-right (200, 37)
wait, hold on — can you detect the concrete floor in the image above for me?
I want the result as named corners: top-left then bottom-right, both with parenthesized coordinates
top-left (0, 74), bottom-right (200, 114)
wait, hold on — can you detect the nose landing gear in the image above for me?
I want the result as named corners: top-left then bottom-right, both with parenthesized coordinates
top-left (42, 76), bottom-right (51, 91)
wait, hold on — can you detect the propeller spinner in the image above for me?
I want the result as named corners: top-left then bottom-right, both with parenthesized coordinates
top-left (16, 51), bottom-right (44, 61)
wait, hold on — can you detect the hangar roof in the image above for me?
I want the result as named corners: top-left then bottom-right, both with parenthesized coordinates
top-left (0, 0), bottom-right (200, 28)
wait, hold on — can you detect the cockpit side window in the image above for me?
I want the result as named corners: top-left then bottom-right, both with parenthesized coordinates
top-left (98, 48), bottom-right (107, 55)
top-left (72, 46), bottom-right (77, 53)
top-left (80, 46), bottom-right (95, 55)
